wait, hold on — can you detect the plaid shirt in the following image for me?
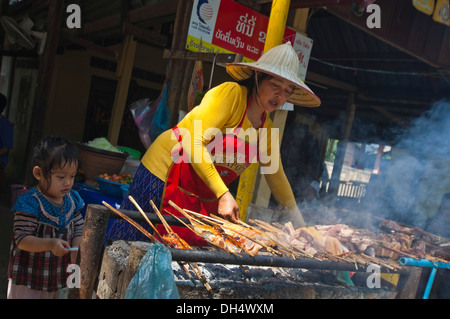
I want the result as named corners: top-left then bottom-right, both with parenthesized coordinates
top-left (8, 188), bottom-right (84, 292)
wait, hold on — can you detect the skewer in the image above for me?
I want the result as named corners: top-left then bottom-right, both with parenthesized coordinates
top-left (163, 208), bottom-right (241, 257)
top-left (187, 210), bottom-right (283, 257)
top-left (180, 211), bottom-right (257, 254)
top-left (150, 200), bottom-right (211, 291)
top-left (150, 200), bottom-right (174, 235)
top-left (128, 196), bottom-right (164, 241)
top-left (102, 201), bottom-right (156, 242)
top-left (127, 197), bottom-right (194, 280)
top-left (166, 201), bottom-right (243, 257)
top-left (165, 208), bottom-right (253, 274)
top-left (249, 219), bottom-right (309, 258)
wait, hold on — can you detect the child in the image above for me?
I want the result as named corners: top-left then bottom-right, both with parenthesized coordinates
top-left (7, 136), bottom-right (85, 299)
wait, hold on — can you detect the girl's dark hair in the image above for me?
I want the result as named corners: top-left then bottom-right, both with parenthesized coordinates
top-left (32, 136), bottom-right (79, 183)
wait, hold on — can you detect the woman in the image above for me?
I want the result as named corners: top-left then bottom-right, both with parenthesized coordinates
top-left (122, 42), bottom-right (321, 245)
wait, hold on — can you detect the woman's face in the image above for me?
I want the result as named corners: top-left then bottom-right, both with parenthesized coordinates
top-left (255, 76), bottom-right (295, 113)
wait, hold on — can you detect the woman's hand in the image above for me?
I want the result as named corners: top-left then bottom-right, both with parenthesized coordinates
top-left (217, 191), bottom-right (240, 223)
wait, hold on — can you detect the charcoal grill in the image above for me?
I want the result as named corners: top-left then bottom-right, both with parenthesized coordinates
top-left (68, 204), bottom-right (424, 299)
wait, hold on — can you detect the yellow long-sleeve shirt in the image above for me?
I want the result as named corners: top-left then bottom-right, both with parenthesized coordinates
top-left (142, 82), bottom-right (300, 215)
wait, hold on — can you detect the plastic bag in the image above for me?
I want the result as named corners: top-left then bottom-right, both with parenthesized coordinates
top-left (86, 137), bottom-right (122, 153)
top-left (123, 242), bottom-right (180, 299)
top-left (150, 81), bottom-right (171, 141)
top-left (130, 98), bottom-right (157, 149)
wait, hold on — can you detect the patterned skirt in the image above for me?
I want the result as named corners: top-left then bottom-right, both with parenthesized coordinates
top-left (105, 164), bottom-right (165, 242)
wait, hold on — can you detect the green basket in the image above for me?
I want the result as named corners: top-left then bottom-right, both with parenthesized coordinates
top-left (117, 146), bottom-right (141, 160)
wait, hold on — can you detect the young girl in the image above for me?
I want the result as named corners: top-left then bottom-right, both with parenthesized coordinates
top-left (7, 136), bottom-right (85, 299)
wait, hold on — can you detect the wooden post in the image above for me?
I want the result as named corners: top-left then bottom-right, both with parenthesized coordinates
top-left (167, 0), bottom-right (194, 128)
top-left (328, 92), bottom-right (356, 196)
top-left (118, 242), bottom-right (152, 298)
top-left (24, 0), bottom-right (64, 184)
top-left (107, 35), bottom-right (137, 145)
top-left (236, 0), bottom-right (292, 219)
top-left (68, 204), bottom-right (110, 299)
top-left (243, 6), bottom-right (309, 212)
top-left (373, 144), bottom-right (384, 174)
top-left (396, 267), bottom-right (422, 299)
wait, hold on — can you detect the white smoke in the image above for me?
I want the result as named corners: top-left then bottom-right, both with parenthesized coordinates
top-left (369, 99), bottom-right (450, 228)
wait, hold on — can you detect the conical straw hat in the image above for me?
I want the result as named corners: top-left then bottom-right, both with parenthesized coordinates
top-left (226, 42), bottom-right (321, 107)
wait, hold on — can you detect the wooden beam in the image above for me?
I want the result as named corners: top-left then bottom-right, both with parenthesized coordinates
top-left (24, 0), bottom-right (64, 184)
top-left (343, 92), bottom-right (356, 139)
top-left (122, 22), bottom-right (168, 47)
top-left (78, 0), bottom-right (178, 36)
top-left (163, 49), bottom-right (239, 64)
top-left (127, 0), bottom-right (178, 24)
top-left (62, 32), bottom-right (119, 59)
top-left (371, 105), bottom-right (409, 128)
top-left (107, 35), bottom-right (137, 145)
top-left (326, 4), bottom-right (450, 69)
top-left (167, 0), bottom-right (194, 128)
top-left (307, 71), bottom-right (357, 92)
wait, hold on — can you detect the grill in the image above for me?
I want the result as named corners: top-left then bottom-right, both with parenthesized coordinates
top-left (67, 204), bottom-right (447, 299)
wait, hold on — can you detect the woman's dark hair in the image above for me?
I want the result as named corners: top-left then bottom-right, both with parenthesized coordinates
top-left (32, 136), bottom-right (79, 185)
top-left (237, 71), bottom-right (272, 96)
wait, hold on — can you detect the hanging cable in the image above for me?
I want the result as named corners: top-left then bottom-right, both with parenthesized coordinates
top-left (310, 56), bottom-right (448, 81)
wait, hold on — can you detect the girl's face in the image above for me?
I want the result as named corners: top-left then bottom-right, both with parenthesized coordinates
top-left (254, 76), bottom-right (295, 113)
top-left (33, 162), bottom-right (78, 203)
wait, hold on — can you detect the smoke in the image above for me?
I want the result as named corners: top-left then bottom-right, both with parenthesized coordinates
top-left (396, 100), bottom-right (450, 157)
top-left (364, 99), bottom-right (450, 229)
top-left (278, 100), bottom-right (450, 232)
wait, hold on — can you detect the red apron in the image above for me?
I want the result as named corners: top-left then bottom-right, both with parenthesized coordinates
top-left (159, 102), bottom-right (265, 246)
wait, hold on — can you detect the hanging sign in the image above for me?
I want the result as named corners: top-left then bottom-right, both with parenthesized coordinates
top-left (412, 0), bottom-right (435, 15)
top-left (432, 0), bottom-right (449, 26)
top-left (186, 0), bottom-right (313, 81)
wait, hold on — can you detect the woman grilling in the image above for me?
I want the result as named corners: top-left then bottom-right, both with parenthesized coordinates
top-left (121, 42), bottom-right (321, 245)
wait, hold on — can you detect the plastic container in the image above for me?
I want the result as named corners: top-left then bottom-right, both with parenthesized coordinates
top-left (117, 146), bottom-right (141, 160)
top-left (121, 184), bottom-right (130, 198)
top-left (97, 177), bottom-right (130, 198)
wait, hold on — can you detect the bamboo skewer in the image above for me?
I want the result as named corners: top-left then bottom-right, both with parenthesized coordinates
top-left (167, 201), bottom-right (244, 257)
top-left (186, 210), bottom-right (283, 257)
top-left (102, 201), bottom-right (156, 242)
top-left (127, 197), bottom-right (194, 280)
top-left (150, 200), bottom-right (211, 291)
top-left (249, 219), bottom-right (312, 259)
top-left (164, 208), bottom-right (253, 275)
top-left (163, 208), bottom-right (241, 257)
top-left (187, 209), bottom-right (309, 259)
top-left (128, 196), bottom-right (163, 240)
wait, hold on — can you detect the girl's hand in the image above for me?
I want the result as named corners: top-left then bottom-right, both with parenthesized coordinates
top-left (217, 191), bottom-right (240, 224)
top-left (50, 239), bottom-right (70, 257)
